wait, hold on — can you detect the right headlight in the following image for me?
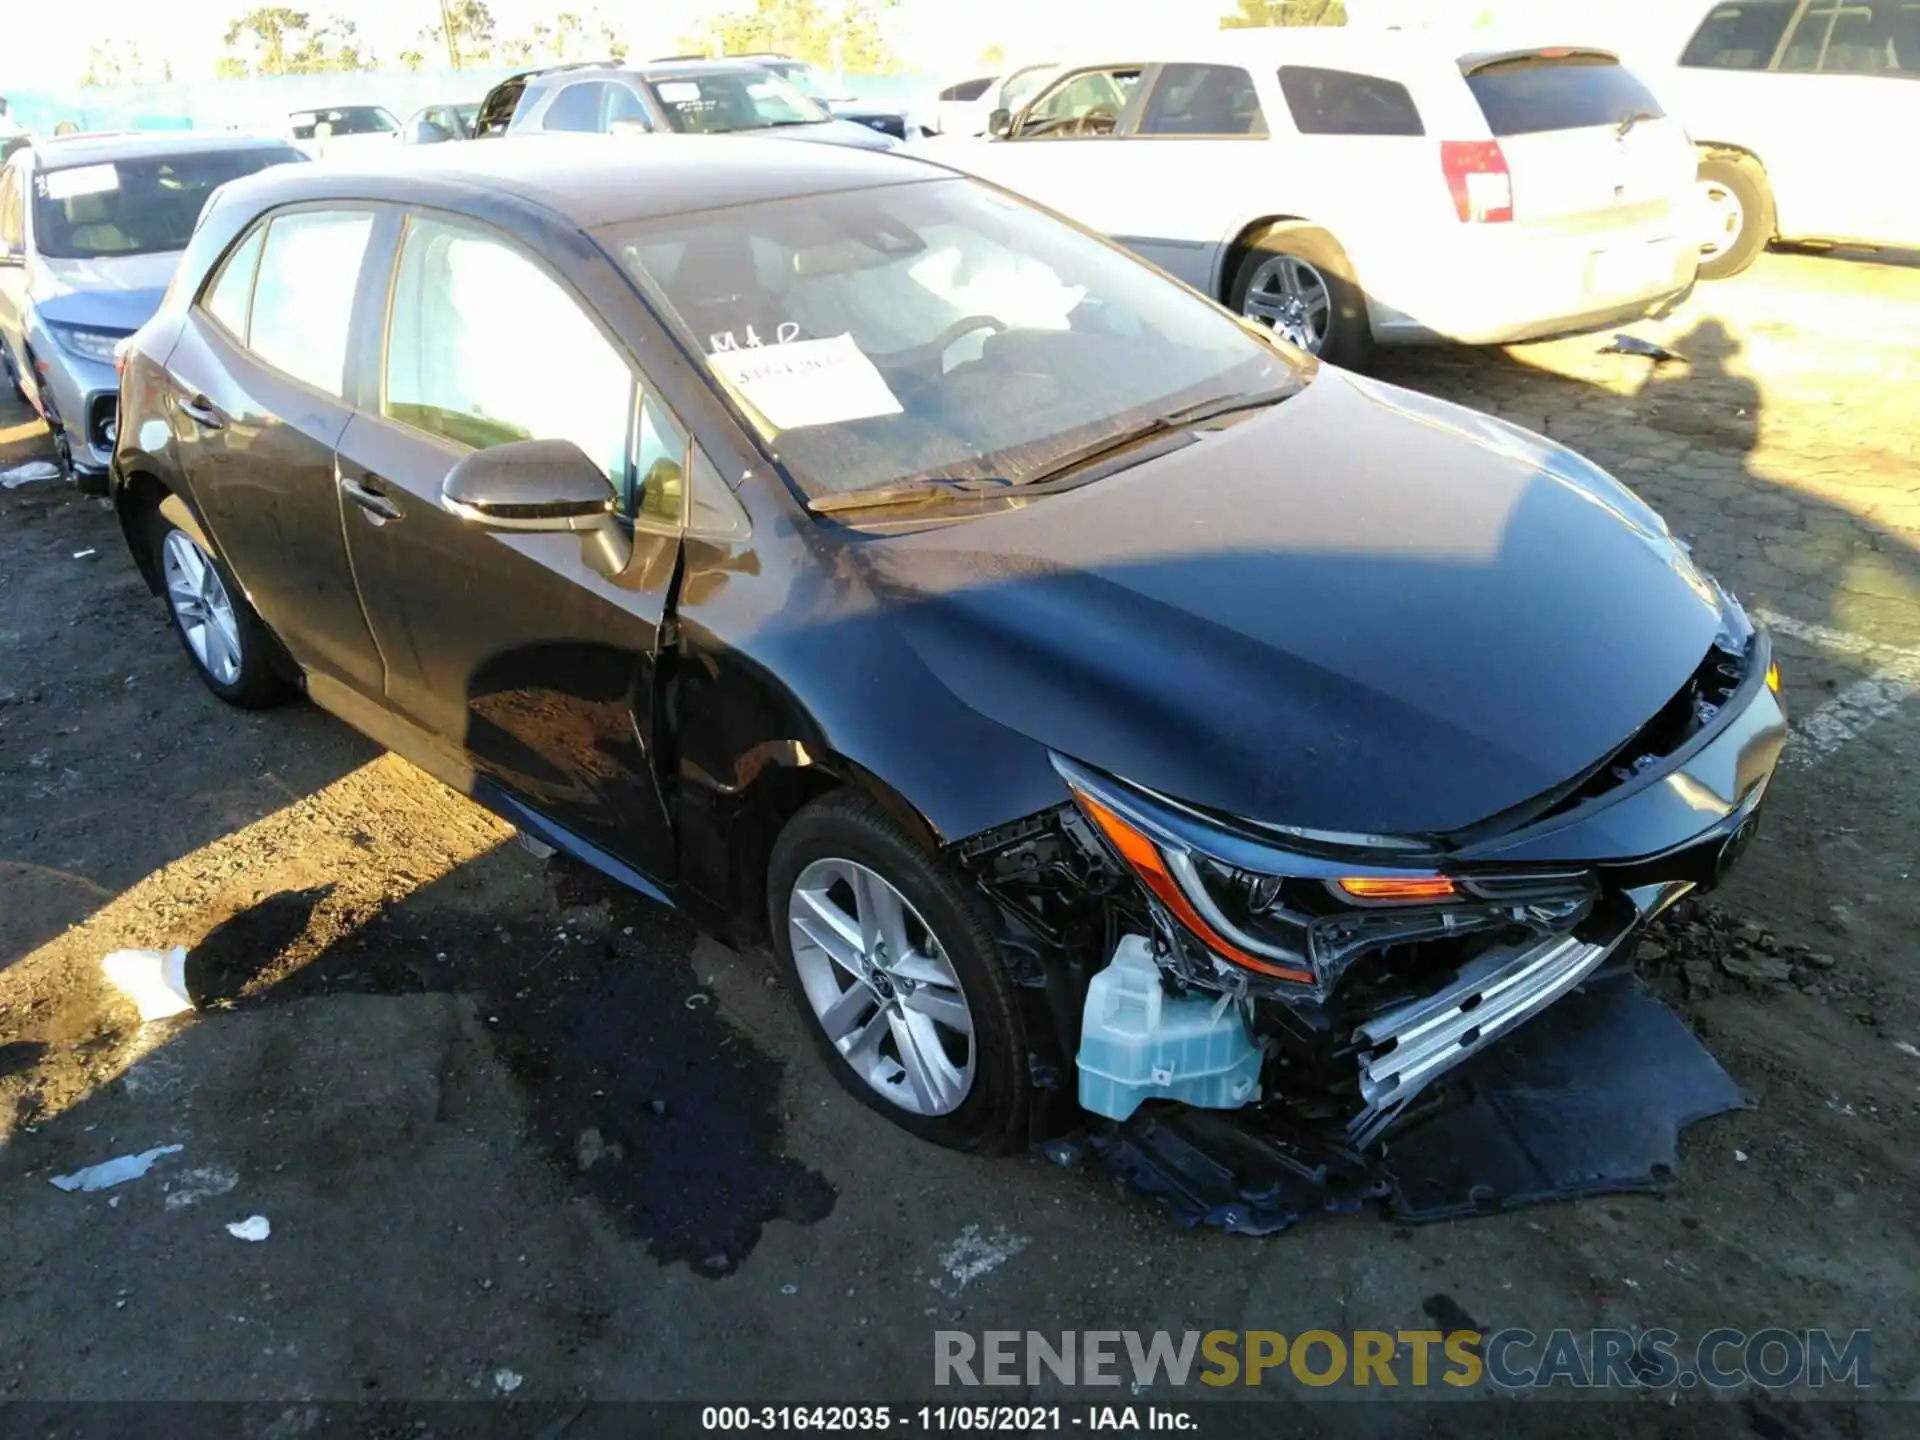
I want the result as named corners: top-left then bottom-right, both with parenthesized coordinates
top-left (1054, 754), bottom-right (1595, 995)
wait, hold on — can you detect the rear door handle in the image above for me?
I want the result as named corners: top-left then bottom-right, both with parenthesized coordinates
top-left (178, 394), bottom-right (226, 430)
top-left (339, 473), bottom-right (404, 523)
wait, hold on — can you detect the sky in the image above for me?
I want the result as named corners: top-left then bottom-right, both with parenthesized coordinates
top-left (0, 0), bottom-right (1262, 90)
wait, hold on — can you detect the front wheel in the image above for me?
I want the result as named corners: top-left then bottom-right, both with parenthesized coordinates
top-left (768, 791), bottom-right (1029, 1153)
top-left (1229, 224), bottom-right (1374, 369)
top-left (1695, 155), bottom-right (1773, 280)
top-left (150, 507), bottom-right (291, 709)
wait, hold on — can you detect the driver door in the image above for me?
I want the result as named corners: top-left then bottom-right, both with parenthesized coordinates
top-left (955, 64), bottom-right (1152, 242)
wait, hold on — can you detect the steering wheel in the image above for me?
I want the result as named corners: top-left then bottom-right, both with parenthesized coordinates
top-left (924, 315), bottom-right (1009, 357)
top-left (1072, 107), bottom-right (1119, 137)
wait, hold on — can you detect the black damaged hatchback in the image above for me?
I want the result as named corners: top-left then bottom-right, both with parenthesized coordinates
top-left (113, 137), bottom-right (1786, 1227)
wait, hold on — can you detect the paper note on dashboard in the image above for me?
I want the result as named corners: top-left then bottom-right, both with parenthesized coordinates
top-left (707, 333), bottom-right (903, 432)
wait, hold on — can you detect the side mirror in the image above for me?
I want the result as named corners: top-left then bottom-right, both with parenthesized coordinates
top-left (987, 107), bottom-right (1013, 138)
top-left (408, 118), bottom-right (454, 145)
top-left (442, 439), bottom-right (627, 574)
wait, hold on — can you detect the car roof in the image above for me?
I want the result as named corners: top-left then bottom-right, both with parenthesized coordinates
top-left (31, 130), bottom-right (296, 168)
top-left (213, 134), bottom-right (946, 230)
top-left (537, 59), bottom-right (800, 86)
top-left (1050, 27), bottom-right (1509, 72)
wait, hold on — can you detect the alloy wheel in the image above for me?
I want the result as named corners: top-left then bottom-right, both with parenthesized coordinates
top-left (1696, 177), bottom-right (1746, 262)
top-left (1242, 254), bottom-right (1332, 354)
top-left (161, 529), bottom-right (244, 687)
top-left (787, 857), bottom-right (976, 1116)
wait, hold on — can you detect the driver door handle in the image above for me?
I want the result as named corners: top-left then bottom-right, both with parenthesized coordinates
top-left (178, 394), bottom-right (226, 430)
top-left (339, 472), bottom-right (404, 523)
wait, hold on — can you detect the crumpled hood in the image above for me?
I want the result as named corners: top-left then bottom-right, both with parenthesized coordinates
top-left (30, 251), bottom-right (179, 332)
top-left (859, 369), bottom-right (1728, 838)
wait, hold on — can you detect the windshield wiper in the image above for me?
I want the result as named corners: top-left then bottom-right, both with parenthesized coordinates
top-left (1616, 108), bottom-right (1659, 138)
top-left (1020, 385), bottom-right (1301, 488)
top-left (809, 475), bottom-right (1014, 515)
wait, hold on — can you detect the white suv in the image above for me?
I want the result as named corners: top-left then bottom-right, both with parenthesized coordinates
top-left (927, 30), bottom-right (1699, 367)
top-left (1613, 1), bottom-right (1920, 277)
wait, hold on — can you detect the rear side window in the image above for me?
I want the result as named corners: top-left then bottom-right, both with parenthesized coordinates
top-left (383, 214), bottom-right (634, 487)
top-left (543, 82), bottom-right (611, 133)
top-left (248, 210), bottom-right (373, 396)
top-left (940, 77), bottom-right (996, 102)
top-left (1278, 65), bottom-right (1423, 136)
top-left (1681, 2), bottom-right (1800, 69)
top-left (1465, 55), bottom-right (1663, 136)
top-left (202, 225), bottom-right (264, 339)
top-left (1780, 0), bottom-right (1920, 75)
top-left (1139, 64), bottom-right (1268, 136)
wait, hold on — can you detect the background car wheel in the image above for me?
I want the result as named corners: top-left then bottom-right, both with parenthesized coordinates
top-left (148, 507), bottom-right (291, 709)
top-left (768, 790), bottom-right (1029, 1154)
top-left (1695, 154), bottom-right (1773, 280)
top-left (1229, 224), bottom-right (1374, 369)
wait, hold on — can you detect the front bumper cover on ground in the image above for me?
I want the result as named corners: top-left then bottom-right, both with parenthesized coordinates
top-left (1083, 965), bottom-right (1747, 1234)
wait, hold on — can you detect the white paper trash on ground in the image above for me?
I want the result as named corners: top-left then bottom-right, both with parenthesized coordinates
top-left (102, 946), bottom-right (194, 1021)
top-left (2, 460), bottom-right (62, 490)
top-left (50, 1144), bottom-right (184, 1192)
top-left (226, 1215), bottom-right (271, 1242)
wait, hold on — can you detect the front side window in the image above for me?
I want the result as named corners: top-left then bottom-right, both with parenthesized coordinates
top-left (646, 71), bottom-right (829, 133)
top-left (1016, 67), bottom-right (1143, 138)
top-left (202, 224), bottom-right (265, 339)
top-left (1139, 64), bottom-right (1268, 137)
top-left (248, 209), bottom-right (373, 396)
top-left (1680, 2), bottom-right (1799, 69)
top-left (543, 82), bottom-right (612, 133)
top-left (613, 177), bottom-right (1305, 501)
top-left (602, 83), bottom-right (652, 129)
top-left (28, 147), bottom-right (304, 260)
top-left (384, 214), bottom-right (633, 486)
top-left (1278, 66), bottom-right (1424, 136)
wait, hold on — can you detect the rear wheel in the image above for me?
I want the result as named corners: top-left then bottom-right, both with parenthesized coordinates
top-left (149, 506), bottom-right (291, 709)
top-left (1229, 224), bottom-right (1374, 369)
top-left (1695, 154), bottom-right (1773, 280)
top-left (768, 790), bottom-right (1028, 1153)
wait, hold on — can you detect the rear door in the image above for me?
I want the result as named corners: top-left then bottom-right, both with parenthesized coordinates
top-left (159, 204), bottom-right (388, 698)
top-left (332, 209), bottom-right (682, 885)
top-left (1462, 48), bottom-right (1697, 281)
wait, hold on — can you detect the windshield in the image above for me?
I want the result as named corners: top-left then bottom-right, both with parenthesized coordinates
top-left (289, 106), bottom-right (398, 139)
top-left (646, 70), bottom-right (830, 132)
top-left (611, 177), bottom-right (1304, 500)
top-left (31, 148), bottom-right (303, 260)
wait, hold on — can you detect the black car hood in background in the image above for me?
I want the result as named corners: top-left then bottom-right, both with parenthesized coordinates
top-left (859, 369), bottom-right (1727, 839)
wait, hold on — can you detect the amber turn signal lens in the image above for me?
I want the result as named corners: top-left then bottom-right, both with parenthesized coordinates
top-left (1072, 788), bottom-right (1315, 984)
top-left (1335, 875), bottom-right (1458, 902)
top-left (1765, 661), bottom-right (1781, 694)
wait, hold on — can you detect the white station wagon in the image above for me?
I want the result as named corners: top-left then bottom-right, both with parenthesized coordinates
top-left (929, 30), bottom-right (1701, 366)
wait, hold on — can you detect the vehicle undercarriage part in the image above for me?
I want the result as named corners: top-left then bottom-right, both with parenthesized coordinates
top-left (1076, 936), bottom-right (1262, 1122)
top-left (1086, 968), bottom-right (1747, 1234)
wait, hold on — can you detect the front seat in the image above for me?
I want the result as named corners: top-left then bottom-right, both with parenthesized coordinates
top-left (670, 232), bottom-right (784, 353)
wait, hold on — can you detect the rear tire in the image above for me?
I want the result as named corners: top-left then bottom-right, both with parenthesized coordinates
top-left (1695, 154), bottom-right (1773, 281)
top-left (768, 790), bottom-right (1029, 1154)
top-left (147, 505), bottom-right (292, 709)
top-left (1228, 223), bottom-right (1375, 369)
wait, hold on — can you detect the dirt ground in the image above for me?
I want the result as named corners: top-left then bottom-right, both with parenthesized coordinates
top-left (3, 250), bottom-right (1918, 1435)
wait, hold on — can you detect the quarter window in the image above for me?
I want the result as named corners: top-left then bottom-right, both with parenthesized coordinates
top-left (631, 394), bottom-right (689, 523)
top-left (1015, 67), bottom-right (1143, 138)
top-left (247, 209), bottom-right (373, 396)
top-left (1278, 66), bottom-right (1424, 136)
top-left (202, 225), bottom-right (265, 339)
top-left (383, 214), bottom-right (635, 492)
top-left (1138, 64), bottom-right (1269, 137)
top-left (1780, 1), bottom-right (1920, 74)
top-left (602, 83), bottom-right (652, 129)
top-left (1680, 2), bottom-right (1799, 69)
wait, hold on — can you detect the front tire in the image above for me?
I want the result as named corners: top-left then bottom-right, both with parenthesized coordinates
top-left (148, 506), bottom-right (291, 709)
top-left (768, 790), bottom-right (1029, 1154)
top-left (1229, 223), bottom-right (1374, 369)
top-left (1695, 154), bottom-right (1773, 280)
